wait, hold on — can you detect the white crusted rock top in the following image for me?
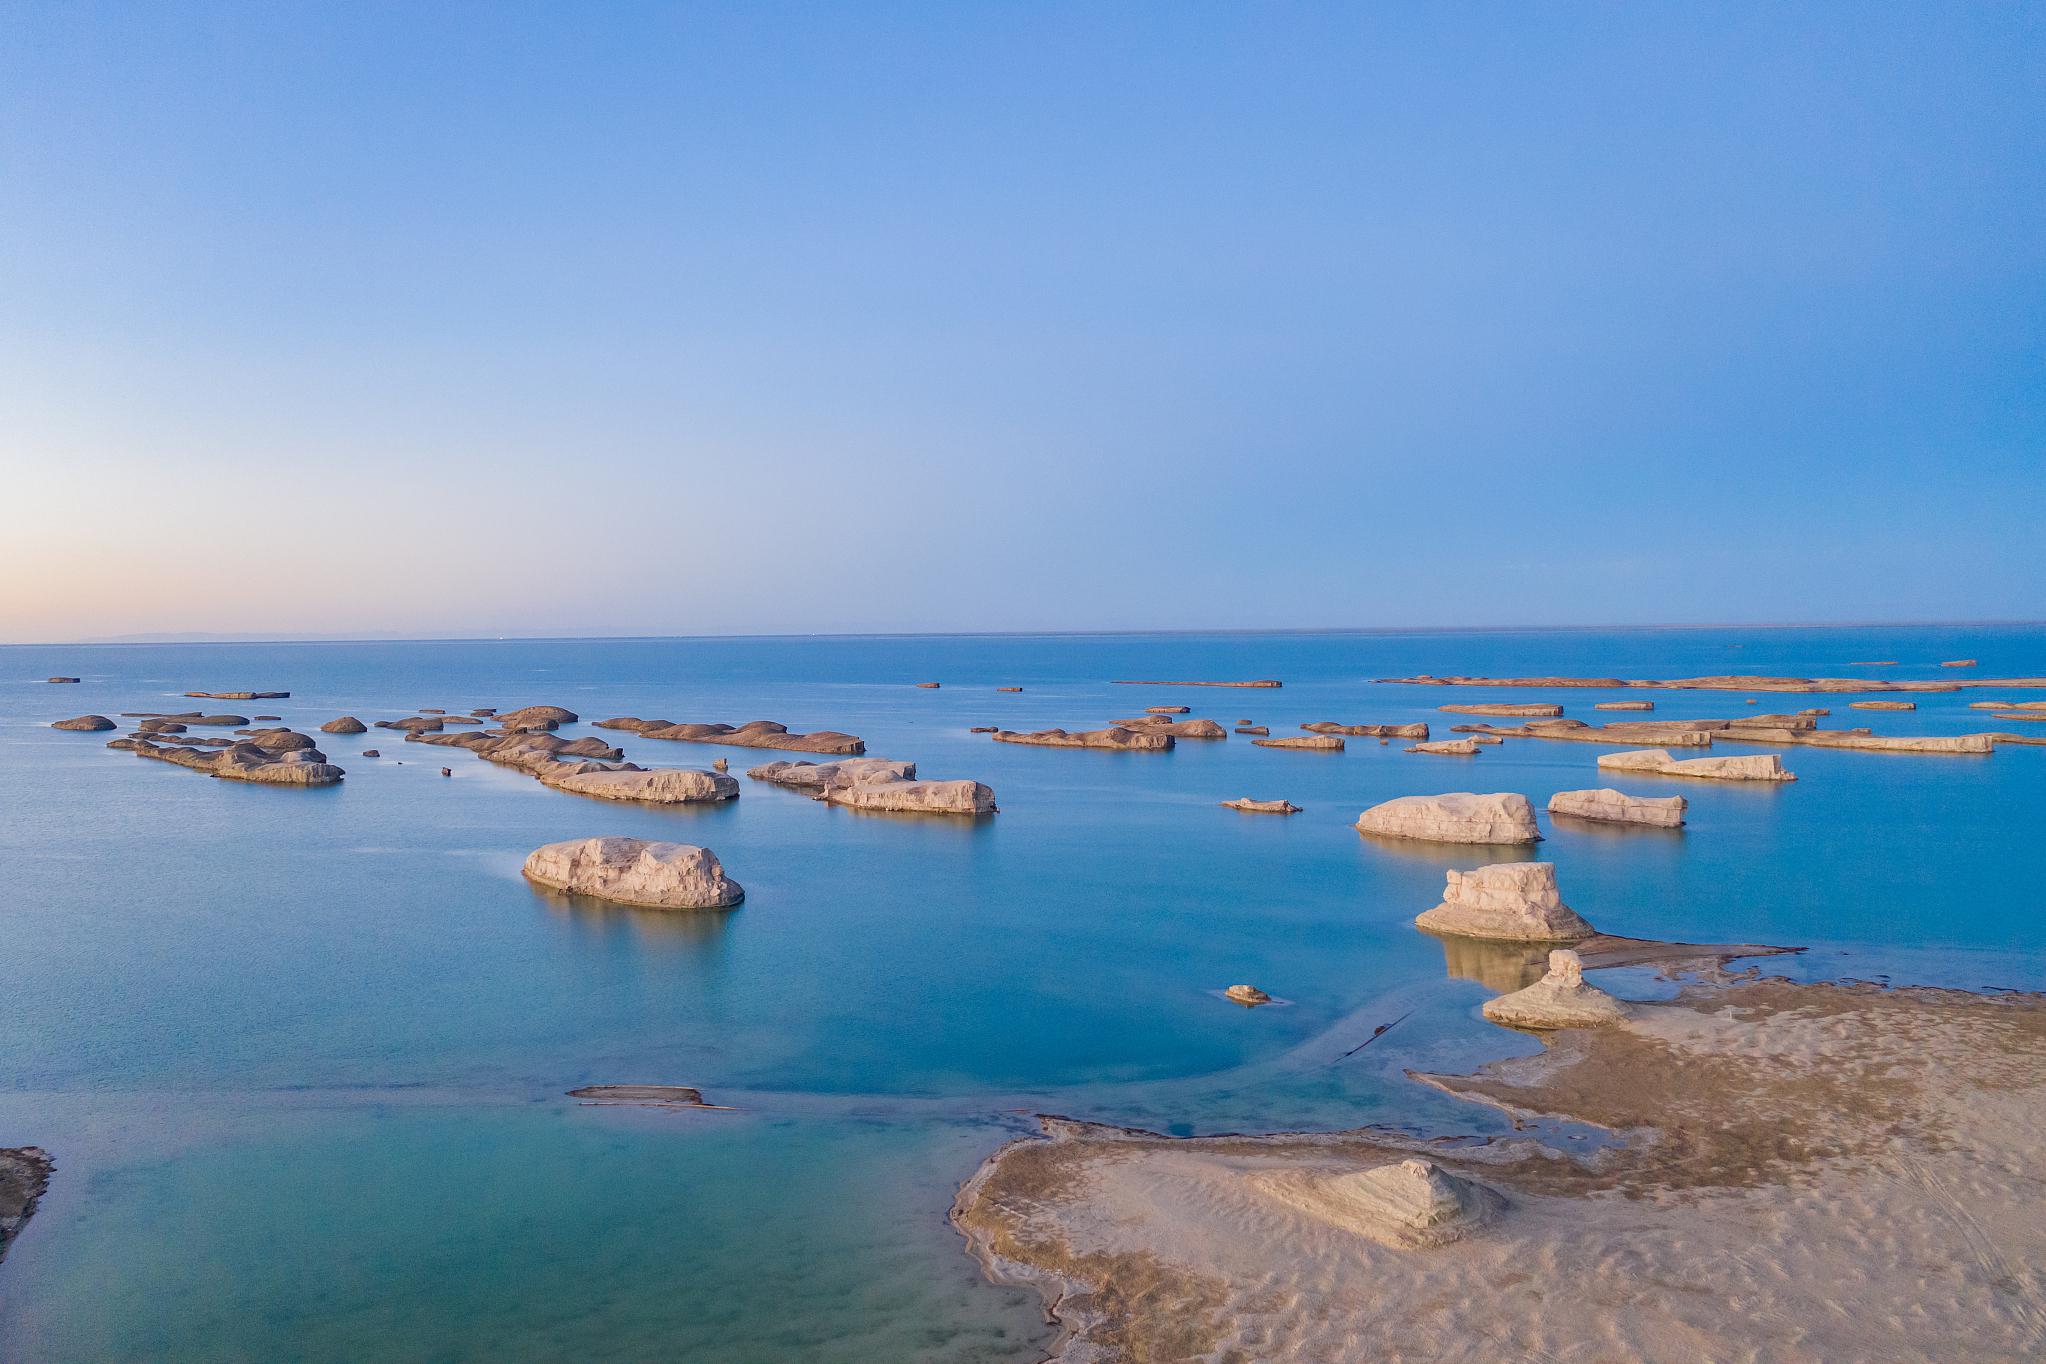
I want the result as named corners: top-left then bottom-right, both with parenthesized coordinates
top-left (1355, 793), bottom-right (1541, 845)
top-left (522, 836), bottom-right (744, 910)
top-left (1415, 862), bottom-right (1593, 942)
top-left (1546, 788), bottom-right (1687, 828)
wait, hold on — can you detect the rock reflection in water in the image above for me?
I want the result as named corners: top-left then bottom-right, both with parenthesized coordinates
top-left (1430, 932), bottom-right (1551, 993)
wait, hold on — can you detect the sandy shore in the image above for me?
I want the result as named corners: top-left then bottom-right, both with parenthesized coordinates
top-left (954, 974), bottom-right (2046, 1362)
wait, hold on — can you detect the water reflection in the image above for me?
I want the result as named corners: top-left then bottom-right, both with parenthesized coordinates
top-left (1427, 931), bottom-right (1550, 993)
top-left (532, 885), bottom-right (738, 951)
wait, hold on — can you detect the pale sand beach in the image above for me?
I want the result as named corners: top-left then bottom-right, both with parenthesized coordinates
top-left (955, 973), bottom-right (2046, 1363)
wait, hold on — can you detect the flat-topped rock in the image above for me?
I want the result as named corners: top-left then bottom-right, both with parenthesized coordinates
top-left (1379, 673), bottom-right (1992, 695)
top-left (1941, 659), bottom-right (1978, 667)
top-left (1221, 798), bottom-right (1301, 814)
top-left (320, 716), bottom-right (368, 734)
top-left (822, 773), bottom-right (996, 816)
top-left (549, 767), bottom-right (739, 804)
top-left (1416, 862), bottom-right (1592, 942)
top-left (1252, 734), bottom-right (1343, 751)
top-left (1235, 725), bottom-right (1270, 735)
top-left (1849, 700), bottom-right (1916, 711)
top-left (1599, 749), bottom-right (1795, 781)
top-left (51, 715), bottom-right (115, 731)
top-left (1356, 792), bottom-right (1540, 845)
top-left (1112, 678), bottom-right (1282, 688)
top-left (1481, 950), bottom-right (1629, 1029)
top-left (1547, 788), bottom-right (1687, 828)
top-left (1594, 700), bottom-right (1655, 711)
top-left (522, 837), bottom-right (743, 910)
top-left (1224, 984), bottom-right (1271, 1006)
top-left (598, 718), bottom-right (865, 754)
top-left (1407, 738), bottom-right (1482, 755)
top-left (1303, 721), bottom-right (1428, 739)
top-left (993, 726), bottom-right (1171, 751)
top-left (1145, 706), bottom-right (1190, 714)
top-left (183, 690), bottom-right (288, 700)
top-left (46, 677), bottom-right (79, 684)
top-left (1113, 716), bottom-right (1228, 739)
top-left (1439, 703), bottom-right (1563, 717)
top-left (748, 758), bottom-right (917, 790)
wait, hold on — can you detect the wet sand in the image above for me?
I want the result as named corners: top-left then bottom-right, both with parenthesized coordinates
top-left (954, 974), bottom-right (2046, 1362)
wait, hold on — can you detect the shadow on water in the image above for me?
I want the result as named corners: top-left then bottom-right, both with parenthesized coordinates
top-left (529, 884), bottom-right (741, 951)
top-left (1426, 932), bottom-right (1553, 992)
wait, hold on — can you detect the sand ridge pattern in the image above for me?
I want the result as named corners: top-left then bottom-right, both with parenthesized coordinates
top-left (953, 976), bottom-right (2046, 1362)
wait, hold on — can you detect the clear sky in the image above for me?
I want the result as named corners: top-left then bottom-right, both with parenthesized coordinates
top-left (3, 3), bottom-right (2042, 641)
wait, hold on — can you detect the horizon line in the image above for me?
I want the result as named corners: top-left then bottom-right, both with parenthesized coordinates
top-left (6, 617), bottom-right (2045, 649)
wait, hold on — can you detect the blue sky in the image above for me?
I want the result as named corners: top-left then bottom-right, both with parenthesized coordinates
top-left (3, 3), bottom-right (2041, 640)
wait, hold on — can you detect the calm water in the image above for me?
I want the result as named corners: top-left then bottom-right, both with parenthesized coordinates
top-left (3, 626), bottom-right (2043, 1360)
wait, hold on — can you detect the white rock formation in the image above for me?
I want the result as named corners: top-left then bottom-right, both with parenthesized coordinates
top-left (1354, 793), bottom-right (1541, 845)
top-left (1481, 950), bottom-right (1630, 1029)
top-left (1598, 749), bottom-right (1796, 782)
top-left (1546, 788), bottom-right (1687, 828)
top-left (1415, 862), bottom-right (1592, 941)
top-left (522, 837), bottom-right (743, 909)
top-left (1406, 738), bottom-right (1482, 755)
top-left (548, 767), bottom-right (739, 804)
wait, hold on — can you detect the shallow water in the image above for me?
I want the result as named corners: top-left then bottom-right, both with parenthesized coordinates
top-left (2, 626), bottom-right (2042, 1360)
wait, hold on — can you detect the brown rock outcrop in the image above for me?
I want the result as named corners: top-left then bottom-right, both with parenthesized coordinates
top-left (1406, 738), bottom-right (1482, 755)
top-left (1, 1146), bottom-right (53, 1262)
top-left (1224, 985), bottom-right (1272, 1006)
top-left (596, 718), bottom-right (865, 755)
top-left (1112, 679), bottom-right (1283, 688)
top-left (51, 715), bottom-right (115, 731)
top-left (522, 837), bottom-right (743, 910)
top-left (992, 726), bottom-right (1171, 751)
top-left (112, 733), bottom-right (344, 785)
top-left (1439, 703), bottom-right (1563, 717)
top-left (321, 716), bottom-right (369, 734)
top-left (1594, 701), bottom-right (1655, 711)
top-left (1113, 716), bottom-right (1229, 739)
top-left (183, 691), bottom-right (288, 700)
top-left (1252, 734), bottom-right (1343, 751)
top-left (1221, 798), bottom-right (1301, 814)
top-left (1849, 700), bottom-right (1916, 711)
top-left (1303, 721), bottom-right (1428, 739)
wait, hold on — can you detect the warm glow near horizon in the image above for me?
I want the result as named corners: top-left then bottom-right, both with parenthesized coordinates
top-left (4, 4), bottom-right (2043, 642)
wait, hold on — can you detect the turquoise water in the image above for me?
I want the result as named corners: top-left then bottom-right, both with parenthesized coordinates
top-left (3, 627), bottom-right (2043, 1359)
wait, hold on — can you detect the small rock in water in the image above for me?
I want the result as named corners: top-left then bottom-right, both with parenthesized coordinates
top-left (997, 686), bottom-right (1023, 692)
top-left (713, 757), bottom-right (729, 772)
top-left (441, 768), bottom-right (452, 778)
top-left (916, 682), bottom-right (941, 689)
top-left (46, 677), bottom-right (80, 683)
top-left (1225, 984), bottom-right (1272, 1006)
top-left (1221, 798), bottom-right (1300, 814)
top-left (361, 749), bottom-right (380, 757)
top-left (52, 715), bottom-right (115, 732)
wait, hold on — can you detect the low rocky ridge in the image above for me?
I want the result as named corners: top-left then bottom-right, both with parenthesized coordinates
top-left (1112, 715), bottom-right (1228, 739)
top-left (1252, 734), bottom-right (1343, 751)
top-left (1546, 788), bottom-right (1687, 827)
top-left (1415, 862), bottom-right (1593, 942)
top-left (596, 718), bottom-right (864, 755)
top-left (407, 729), bottom-right (737, 803)
top-left (1221, 798), bottom-right (1300, 814)
top-left (1355, 793), bottom-right (1541, 845)
top-left (1406, 738), bottom-right (1482, 755)
top-left (1438, 703), bottom-right (1562, 717)
top-left (1111, 678), bottom-right (1282, 688)
top-left (991, 726), bottom-right (1171, 751)
top-left (1302, 721), bottom-right (1428, 739)
top-left (1, 1147), bottom-right (52, 1263)
top-left (183, 690), bottom-right (288, 700)
top-left (109, 729), bottom-right (344, 785)
top-left (748, 758), bottom-right (995, 815)
top-left (522, 836), bottom-right (743, 909)
top-left (1597, 749), bottom-right (1795, 781)
top-left (51, 714), bottom-right (115, 731)
top-left (1377, 672), bottom-right (2046, 693)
